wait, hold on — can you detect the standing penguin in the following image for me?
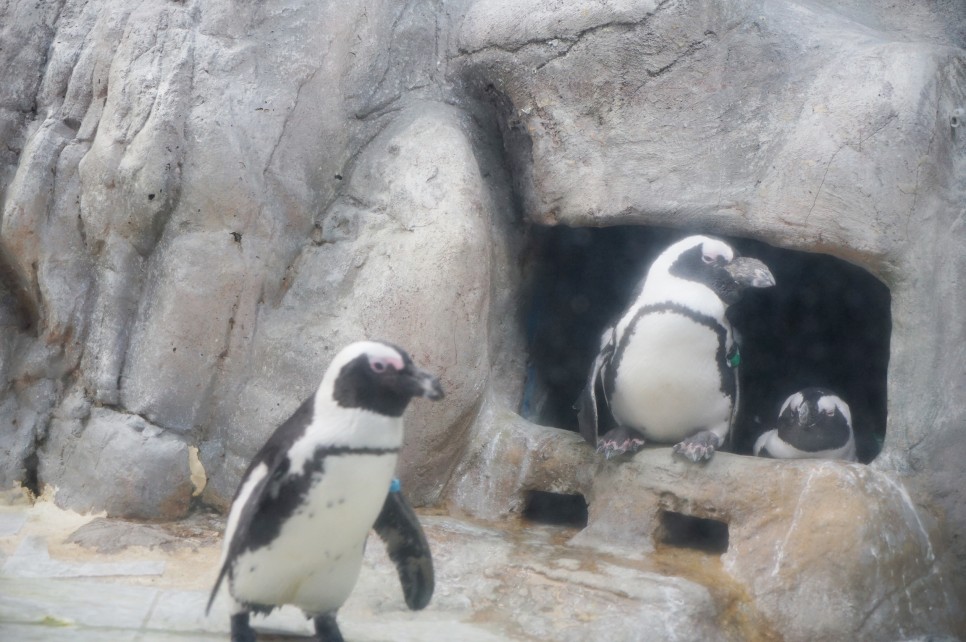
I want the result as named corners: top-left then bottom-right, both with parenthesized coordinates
top-left (577, 235), bottom-right (775, 461)
top-left (754, 387), bottom-right (857, 461)
top-left (207, 340), bottom-right (444, 642)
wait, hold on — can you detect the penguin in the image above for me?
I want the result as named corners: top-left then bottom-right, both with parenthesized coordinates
top-left (753, 387), bottom-right (857, 461)
top-left (207, 340), bottom-right (443, 642)
top-left (576, 235), bottom-right (775, 461)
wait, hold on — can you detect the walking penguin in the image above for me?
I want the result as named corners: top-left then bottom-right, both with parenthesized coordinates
top-left (207, 340), bottom-right (443, 642)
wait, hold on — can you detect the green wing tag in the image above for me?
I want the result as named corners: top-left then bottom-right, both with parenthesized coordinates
top-left (727, 344), bottom-right (741, 368)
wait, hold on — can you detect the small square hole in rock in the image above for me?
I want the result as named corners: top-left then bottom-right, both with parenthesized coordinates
top-left (523, 491), bottom-right (589, 528)
top-left (657, 510), bottom-right (729, 554)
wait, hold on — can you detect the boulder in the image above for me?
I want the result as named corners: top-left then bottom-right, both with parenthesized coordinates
top-left (448, 407), bottom-right (965, 640)
top-left (199, 102), bottom-right (494, 507)
top-left (39, 402), bottom-right (194, 520)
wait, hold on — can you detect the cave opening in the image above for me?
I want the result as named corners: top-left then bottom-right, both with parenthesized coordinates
top-left (523, 490), bottom-right (589, 528)
top-left (519, 224), bottom-right (891, 463)
top-left (657, 510), bottom-right (730, 554)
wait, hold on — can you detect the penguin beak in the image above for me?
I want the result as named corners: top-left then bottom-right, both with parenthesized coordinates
top-left (725, 257), bottom-right (775, 289)
top-left (409, 368), bottom-right (444, 401)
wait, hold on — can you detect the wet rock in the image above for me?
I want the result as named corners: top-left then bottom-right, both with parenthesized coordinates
top-left (65, 517), bottom-right (214, 554)
top-left (407, 517), bottom-right (730, 642)
top-left (2, 535), bottom-right (165, 579)
top-left (448, 410), bottom-right (965, 641)
top-left (0, 502), bottom-right (735, 641)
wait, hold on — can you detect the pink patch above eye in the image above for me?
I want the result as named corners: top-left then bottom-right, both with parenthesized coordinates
top-left (369, 355), bottom-right (403, 372)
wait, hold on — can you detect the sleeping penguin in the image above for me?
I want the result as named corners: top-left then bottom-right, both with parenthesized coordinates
top-left (754, 387), bottom-right (857, 461)
top-left (207, 340), bottom-right (443, 642)
top-left (576, 235), bottom-right (775, 461)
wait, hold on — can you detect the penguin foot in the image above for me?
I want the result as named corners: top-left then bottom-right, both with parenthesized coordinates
top-left (596, 427), bottom-right (646, 459)
top-left (313, 613), bottom-right (345, 642)
top-left (672, 431), bottom-right (721, 462)
top-left (230, 612), bottom-right (256, 642)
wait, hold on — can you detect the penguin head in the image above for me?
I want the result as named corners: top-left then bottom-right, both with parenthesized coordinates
top-left (646, 235), bottom-right (775, 307)
top-left (776, 387), bottom-right (853, 451)
top-left (324, 341), bottom-right (444, 417)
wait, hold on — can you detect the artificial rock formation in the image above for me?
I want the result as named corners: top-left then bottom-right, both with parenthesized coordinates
top-left (1, 0), bottom-right (965, 639)
top-left (450, 409), bottom-right (962, 639)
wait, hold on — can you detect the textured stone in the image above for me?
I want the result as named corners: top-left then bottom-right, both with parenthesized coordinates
top-left (449, 0), bottom-right (966, 630)
top-left (2, 535), bottom-right (165, 578)
top-left (67, 518), bottom-right (191, 554)
top-left (0, 0), bottom-right (489, 511)
top-left (0, 500), bottom-right (734, 641)
top-left (39, 405), bottom-right (194, 519)
top-left (448, 408), bottom-right (965, 641)
top-left (197, 101), bottom-right (493, 508)
top-left (1, 0), bottom-right (965, 638)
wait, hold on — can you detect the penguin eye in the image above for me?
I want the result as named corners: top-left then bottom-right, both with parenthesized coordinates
top-left (702, 254), bottom-right (716, 265)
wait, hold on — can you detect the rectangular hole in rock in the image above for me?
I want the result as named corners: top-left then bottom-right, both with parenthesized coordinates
top-left (657, 510), bottom-right (729, 554)
top-left (523, 491), bottom-right (588, 528)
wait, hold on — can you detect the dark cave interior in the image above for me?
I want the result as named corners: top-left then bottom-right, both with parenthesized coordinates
top-left (657, 510), bottom-right (730, 554)
top-left (519, 225), bottom-right (891, 463)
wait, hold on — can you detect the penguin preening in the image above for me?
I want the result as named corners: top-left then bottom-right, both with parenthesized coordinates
top-left (207, 340), bottom-right (443, 642)
top-left (754, 387), bottom-right (857, 461)
top-left (576, 235), bottom-right (775, 461)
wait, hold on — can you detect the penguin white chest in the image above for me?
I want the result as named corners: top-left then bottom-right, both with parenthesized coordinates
top-left (230, 452), bottom-right (397, 615)
top-left (610, 310), bottom-right (732, 442)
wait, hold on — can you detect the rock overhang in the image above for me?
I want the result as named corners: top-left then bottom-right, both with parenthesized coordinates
top-left (455, 0), bottom-right (964, 277)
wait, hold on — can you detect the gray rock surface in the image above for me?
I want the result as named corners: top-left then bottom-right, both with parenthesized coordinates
top-left (39, 404), bottom-right (194, 520)
top-left (197, 101), bottom-right (494, 508)
top-left (0, 0), bottom-right (495, 511)
top-left (449, 408), bottom-right (965, 640)
top-left (2, 0), bottom-right (966, 639)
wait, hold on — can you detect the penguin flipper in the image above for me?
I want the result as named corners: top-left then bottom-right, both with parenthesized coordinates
top-left (206, 456), bottom-right (285, 614)
top-left (576, 328), bottom-right (615, 447)
top-left (373, 489), bottom-right (434, 611)
top-left (752, 429), bottom-right (774, 457)
top-left (207, 399), bottom-right (315, 615)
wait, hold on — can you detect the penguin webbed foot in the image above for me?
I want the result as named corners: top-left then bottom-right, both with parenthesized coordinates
top-left (313, 613), bottom-right (345, 642)
top-left (672, 431), bottom-right (721, 462)
top-left (596, 426), bottom-right (646, 460)
top-left (230, 612), bottom-right (256, 642)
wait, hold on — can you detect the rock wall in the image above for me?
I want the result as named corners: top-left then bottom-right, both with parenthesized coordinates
top-left (2, 0), bottom-right (965, 639)
top-left (0, 0), bottom-right (508, 512)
